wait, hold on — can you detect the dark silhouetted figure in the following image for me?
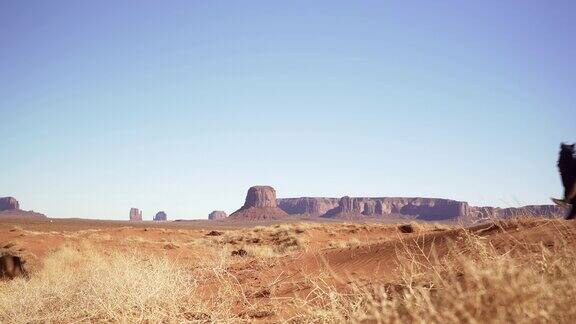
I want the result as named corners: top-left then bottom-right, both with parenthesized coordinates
top-left (558, 143), bottom-right (576, 219)
top-left (0, 254), bottom-right (26, 280)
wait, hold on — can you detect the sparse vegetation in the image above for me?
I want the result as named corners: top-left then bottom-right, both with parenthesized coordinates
top-left (0, 246), bottom-right (199, 322)
top-left (1, 218), bottom-right (575, 322)
top-left (294, 221), bottom-right (576, 323)
top-left (328, 237), bottom-right (362, 248)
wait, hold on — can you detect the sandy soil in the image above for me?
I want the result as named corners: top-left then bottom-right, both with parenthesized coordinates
top-left (2, 217), bottom-right (575, 321)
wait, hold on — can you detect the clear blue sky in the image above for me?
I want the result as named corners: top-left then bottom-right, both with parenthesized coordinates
top-left (1, 1), bottom-right (574, 220)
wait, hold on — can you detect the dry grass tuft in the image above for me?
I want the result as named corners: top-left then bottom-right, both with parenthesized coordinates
top-left (0, 245), bottom-right (201, 322)
top-left (0, 245), bottom-right (244, 322)
top-left (327, 238), bottom-right (362, 249)
top-left (204, 223), bottom-right (310, 257)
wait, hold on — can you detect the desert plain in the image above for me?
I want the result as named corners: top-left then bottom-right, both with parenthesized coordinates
top-left (2, 213), bottom-right (576, 323)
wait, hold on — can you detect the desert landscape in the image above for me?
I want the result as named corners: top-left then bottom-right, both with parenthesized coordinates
top-left (2, 187), bottom-right (576, 322)
top-left (2, 1), bottom-right (575, 323)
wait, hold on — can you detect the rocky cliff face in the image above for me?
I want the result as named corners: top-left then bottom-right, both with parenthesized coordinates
top-left (208, 210), bottom-right (227, 220)
top-left (468, 205), bottom-right (564, 220)
top-left (363, 201), bottom-right (376, 216)
top-left (375, 200), bottom-right (385, 215)
top-left (320, 197), bottom-right (470, 220)
top-left (390, 198), bottom-right (469, 220)
top-left (243, 186), bottom-right (278, 208)
top-left (277, 197), bottom-right (339, 216)
top-left (276, 196), bottom-right (562, 220)
top-left (321, 196), bottom-right (367, 219)
top-left (0, 197), bottom-right (20, 211)
top-left (228, 186), bottom-right (289, 221)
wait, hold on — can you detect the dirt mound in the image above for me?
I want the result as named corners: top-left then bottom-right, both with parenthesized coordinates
top-left (206, 230), bottom-right (223, 236)
top-left (228, 186), bottom-right (289, 221)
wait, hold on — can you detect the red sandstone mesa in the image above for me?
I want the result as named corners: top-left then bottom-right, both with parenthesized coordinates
top-left (0, 197), bottom-right (47, 220)
top-left (228, 186), bottom-right (289, 221)
top-left (0, 197), bottom-right (20, 211)
top-left (277, 196), bottom-right (563, 221)
top-left (208, 210), bottom-right (227, 220)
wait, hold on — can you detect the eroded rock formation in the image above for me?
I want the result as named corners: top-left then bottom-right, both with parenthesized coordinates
top-left (363, 201), bottom-right (376, 216)
top-left (375, 200), bottom-right (386, 215)
top-left (208, 211), bottom-right (227, 220)
top-left (244, 186), bottom-right (277, 208)
top-left (322, 196), bottom-right (366, 219)
top-left (0, 197), bottom-right (47, 220)
top-left (225, 186), bottom-right (563, 221)
top-left (129, 208), bottom-right (142, 221)
top-left (153, 211), bottom-right (167, 221)
top-left (277, 197), bottom-right (339, 216)
top-left (228, 186), bottom-right (289, 221)
top-left (0, 197), bottom-right (19, 211)
top-left (468, 205), bottom-right (564, 220)
top-left (276, 196), bottom-right (563, 221)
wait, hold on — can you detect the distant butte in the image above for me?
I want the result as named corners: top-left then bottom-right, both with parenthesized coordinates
top-left (129, 208), bottom-right (142, 221)
top-left (228, 186), bottom-right (289, 221)
top-left (153, 211), bottom-right (167, 221)
top-left (0, 196), bottom-right (48, 220)
top-left (0, 197), bottom-right (20, 211)
top-left (208, 210), bottom-right (227, 220)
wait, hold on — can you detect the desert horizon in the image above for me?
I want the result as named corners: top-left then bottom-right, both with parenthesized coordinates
top-left (3, 211), bottom-right (576, 322)
top-left (1, 1), bottom-right (575, 323)
top-left (2, 183), bottom-right (576, 322)
top-left (0, 184), bottom-right (567, 222)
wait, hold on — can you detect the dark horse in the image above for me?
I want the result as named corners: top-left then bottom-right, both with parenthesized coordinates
top-left (558, 143), bottom-right (576, 219)
top-left (0, 254), bottom-right (26, 280)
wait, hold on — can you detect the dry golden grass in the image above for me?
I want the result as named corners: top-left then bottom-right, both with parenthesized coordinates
top-left (0, 243), bottom-right (258, 322)
top-left (1, 219), bottom-right (575, 323)
top-left (198, 223), bottom-right (311, 257)
top-left (327, 237), bottom-right (362, 249)
top-left (292, 221), bottom-right (576, 323)
top-left (0, 245), bottom-right (196, 322)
